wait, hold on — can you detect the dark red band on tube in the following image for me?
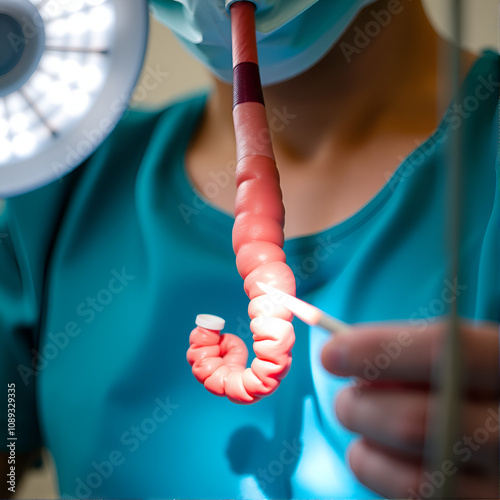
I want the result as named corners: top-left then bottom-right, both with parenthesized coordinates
top-left (233, 62), bottom-right (265, 108)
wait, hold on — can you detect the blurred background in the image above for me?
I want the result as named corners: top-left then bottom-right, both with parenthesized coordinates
top-left (6, 0), bottom-right (499, 498)
top-left (131, 0), bottom-right (500, 108)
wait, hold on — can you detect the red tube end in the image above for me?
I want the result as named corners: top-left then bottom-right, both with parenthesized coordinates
top-left (230, 1), bottom-right (259, 67)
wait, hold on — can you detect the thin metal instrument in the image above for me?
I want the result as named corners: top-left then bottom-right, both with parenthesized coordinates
top-left (256, 281), bottom-right (351, 334)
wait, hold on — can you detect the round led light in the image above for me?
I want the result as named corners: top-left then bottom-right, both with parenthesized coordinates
top-left (0, 0), bottom-right (149, 197)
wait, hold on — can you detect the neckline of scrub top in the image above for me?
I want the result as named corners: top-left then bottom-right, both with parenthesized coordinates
top-left (173, 49), bottom-right (498, 259)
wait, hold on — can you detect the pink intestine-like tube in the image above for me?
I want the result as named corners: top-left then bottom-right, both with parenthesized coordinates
top-left (186, 1), bottom-right (296, 404)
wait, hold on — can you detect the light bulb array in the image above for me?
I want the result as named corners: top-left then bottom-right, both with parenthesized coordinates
top-left (0, 0), bottom-right (114, 166)
top-left (0, 0), bottom-right (148, 197)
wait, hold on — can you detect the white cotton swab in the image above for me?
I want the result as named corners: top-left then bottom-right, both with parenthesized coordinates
top-left (256, 282), bottom-right (351, 334)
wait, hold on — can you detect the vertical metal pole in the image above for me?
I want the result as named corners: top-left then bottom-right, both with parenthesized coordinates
top-left (427, 1), bottom-right (464, 498)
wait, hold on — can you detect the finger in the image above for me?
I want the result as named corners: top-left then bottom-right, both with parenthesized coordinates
top-left (349, 438), bottom-right (499, 499)
top-left (336, 385), bottom-right (428, 455)
top-left (322, 322), bottom-right (440, 382)
top-left (452, 474), bottom-right (500, 499)
top-left (321, 321), bottom-right (499, 392)
top-left (336, 384), bottom-right (499, 466)
top-left (461, 322), bottom-right (500, 394)
top-left (348, 438), bottom-right (421, 498)
top-left (451, 401), bottom-right (499, 472)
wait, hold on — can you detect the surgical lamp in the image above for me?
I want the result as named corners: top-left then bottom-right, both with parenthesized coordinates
top-left (0, 0), bottom-right (148, 198)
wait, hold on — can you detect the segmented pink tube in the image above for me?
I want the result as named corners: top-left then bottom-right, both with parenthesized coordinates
top-left (187, 1), bottom-right (296, 404)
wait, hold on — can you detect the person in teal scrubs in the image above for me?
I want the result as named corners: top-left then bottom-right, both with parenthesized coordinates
top-left (1, 0), bottom-right (498, 498)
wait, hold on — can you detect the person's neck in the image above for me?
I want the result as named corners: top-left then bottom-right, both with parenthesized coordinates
top-left (206, 0), bottom-right (441, 162)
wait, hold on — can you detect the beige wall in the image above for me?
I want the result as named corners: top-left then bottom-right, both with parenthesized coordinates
top-left (11, 1), bottom-right (500, 498)
top-left (134, 0), bottom-right (500, 108)
top-left (423, 0), bottom-right (499, 51)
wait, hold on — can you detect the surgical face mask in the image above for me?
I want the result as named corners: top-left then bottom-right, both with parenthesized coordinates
top-left (150, 0), bottom-right (377, 86)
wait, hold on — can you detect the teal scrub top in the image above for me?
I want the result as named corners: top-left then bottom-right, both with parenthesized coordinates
top-left (1, 50), bottom-right (498, 499)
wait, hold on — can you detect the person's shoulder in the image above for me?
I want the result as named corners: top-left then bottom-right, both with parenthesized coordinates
top-left (3, 92), bottom-right (209, 223)
top-left (88, 91), bottom-right (208, 177)
top-left (469, 50), bottom-right (499, 157)
top-left (457, 50), bottom-right (499, 221)
top-left (474, 49), bottom-right (499, 72)
top-left (68, 91), bottom-right (208, 183)
top-left (89, 91), bottom-right (208, 170)
top-left (113, 92), bottom-right (208, 140)
top-left (443, 49), bottom-right (499, 160)
top-left (462, 49), bottom-right (498, 117)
